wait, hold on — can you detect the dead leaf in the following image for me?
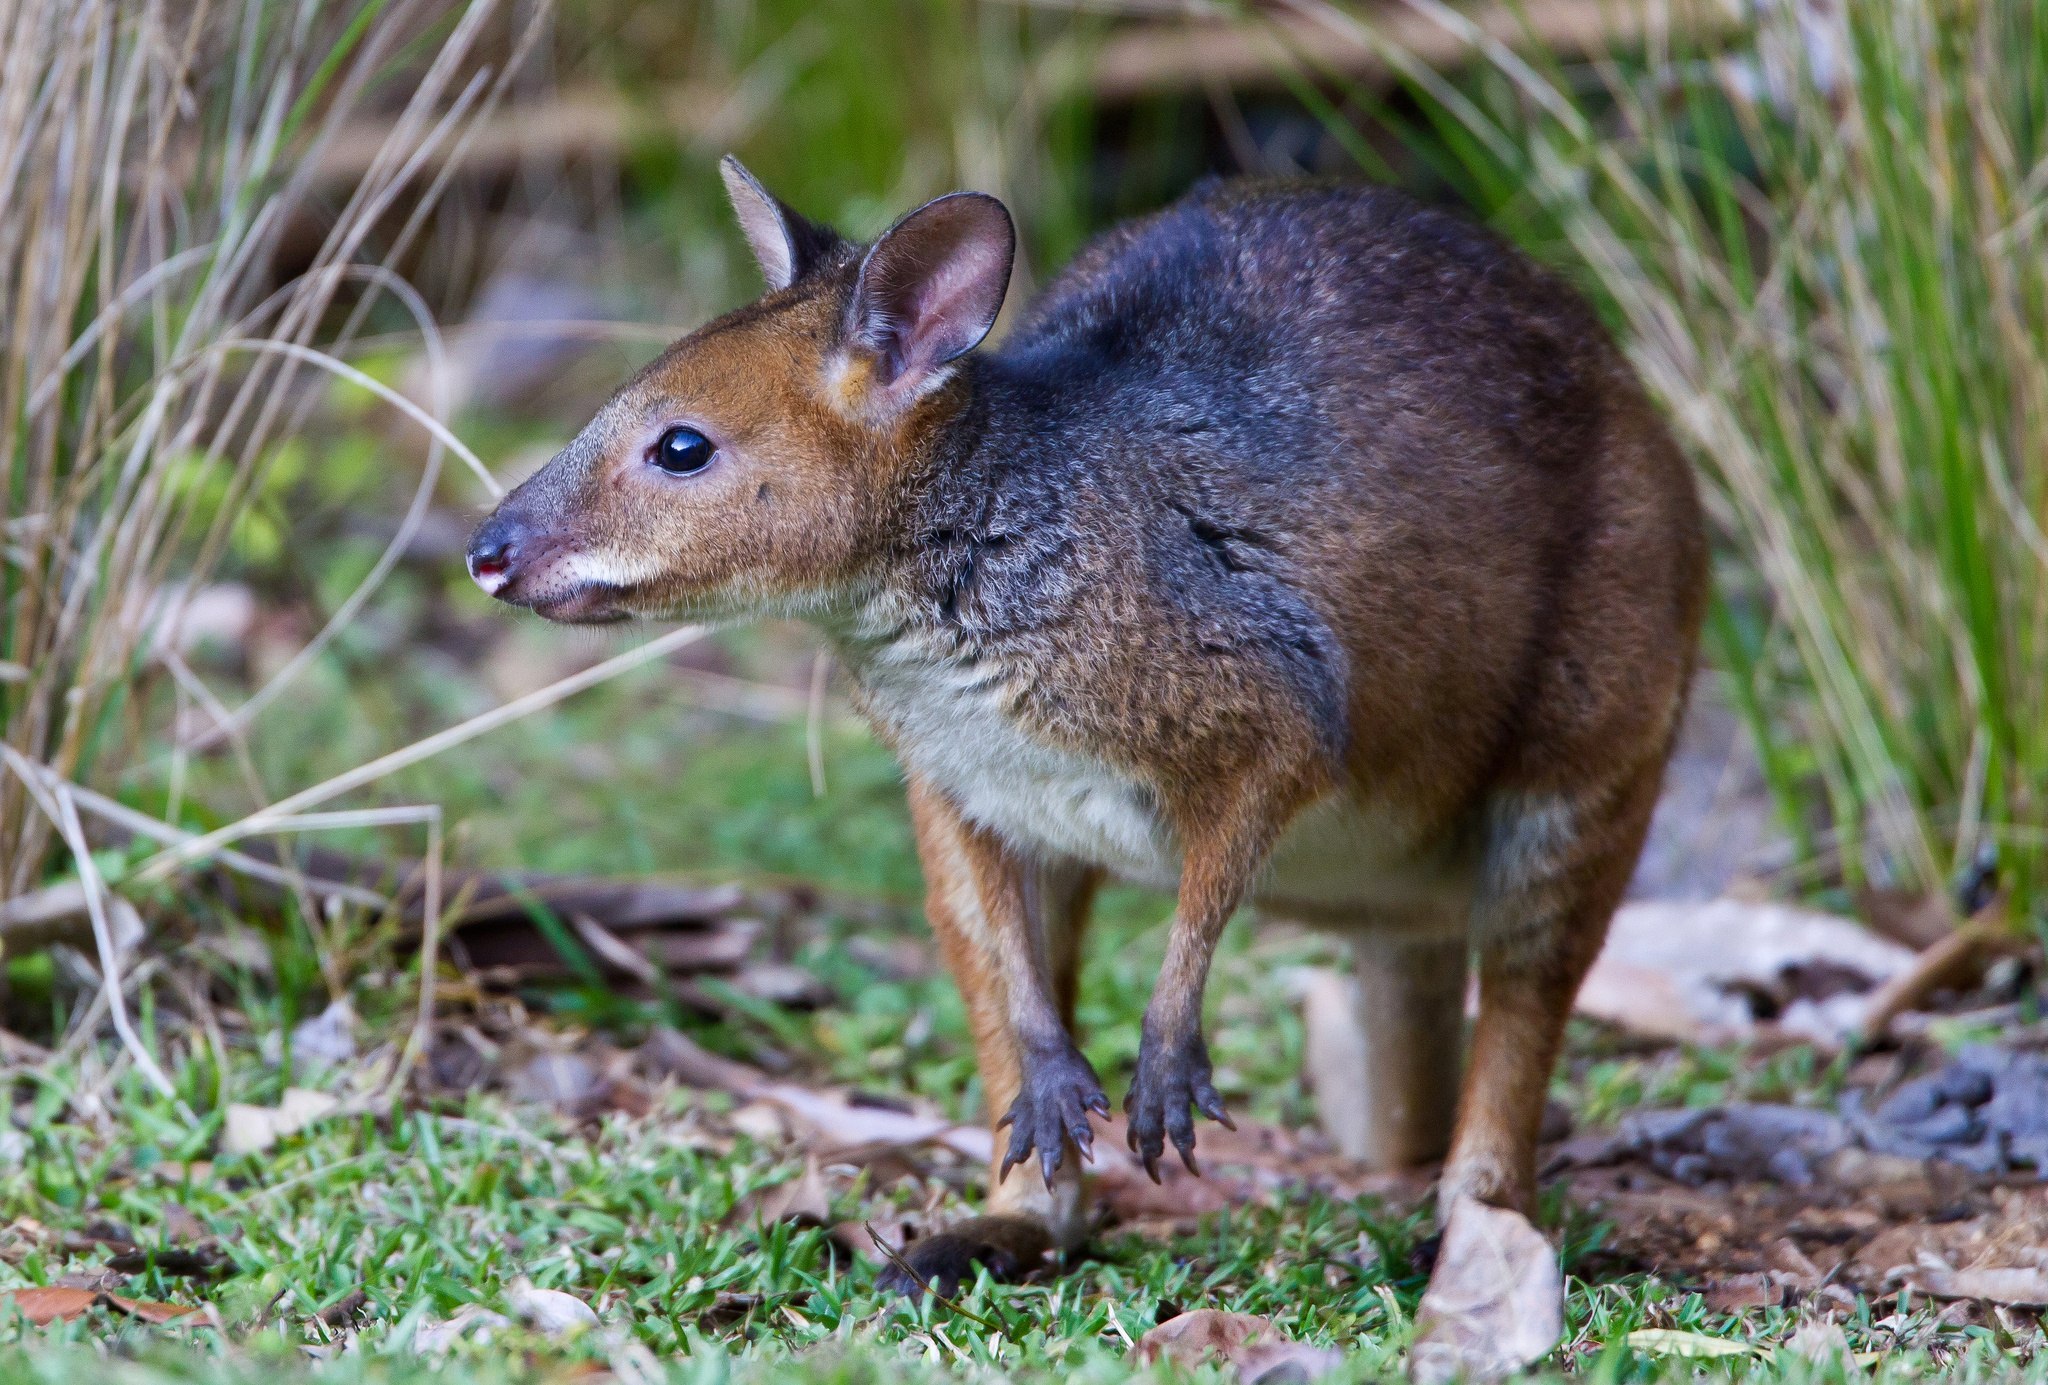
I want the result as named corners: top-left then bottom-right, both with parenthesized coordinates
top-left (1786, 1320), bottom-right (1851, 1363)
top-left (221, 1087), bottom-right (340, 1155)
top-left (1703, 1274), bottom-right (1786, 1312)
top-left (0, 1286), bottom-right (198, 1325)
top-left (1627, 1328), bottom-right (1753, 1358)
top-left (640, 1026), bottom-right (767, 1096)
top-left (1235, 1339), bottom-right (1346, 1383)
top-left (424, 1029), bottom-right (496, 1094)
top-left (506, 1278), bottom-right (598, 1337)
top-left (504, 1050), bottom-right (604, 1110)
top-left (103, 1293), bottom-right (200, 1326)
top-left (1409, 1198), bottom-right (1563, 1384)
top-left (698, 1290), bottom-right (765, 1326)
top-left (316, 1288), bottom-right (368, 1327)
top-left (1135, 1310), bottom-right (1341, 1382)
top-left (1576, 898), bottom-right (1915, 1046)
top-left (413, 1304), bottom-right (511, 1353)
top-left (1908, 1264), bottom-right (2048, 1306)
top-left (106, 1245), bottom-right (230, 1280)
top-left (753, 1083), bottom-right (989, 1163)
top-left (1136, 1309), bottom-right (1266, 1366)
top-left (287, 999), bottom-right (357, 1072)
top-left (729, 962), bottom-right (832, 1009)
top-left (755, 1159), bottom-right (832, 1228)
top-left (1856, 887), bottom-right (1957, 950)
top-left (1857, 903), bottom-right (2012, 1043)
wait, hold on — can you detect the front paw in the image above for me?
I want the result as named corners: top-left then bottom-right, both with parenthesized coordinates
top-left (875, 1216), bottom-right (1053, 1298)
top-left (998, 1042), bottom-right (1111, 1187)
top-left (1124, 1028), bottom-right (1234, 1181)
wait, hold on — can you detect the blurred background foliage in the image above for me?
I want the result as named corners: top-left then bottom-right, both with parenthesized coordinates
top-left (7, 0), bottom-right (2048, 1078)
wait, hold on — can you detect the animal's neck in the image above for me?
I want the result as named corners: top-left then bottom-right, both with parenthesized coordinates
top-left (824, 352), bottom-right (1083, 673)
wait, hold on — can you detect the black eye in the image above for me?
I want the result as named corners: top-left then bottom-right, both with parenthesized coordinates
top-left (650, 425), bottom-right (715, 476)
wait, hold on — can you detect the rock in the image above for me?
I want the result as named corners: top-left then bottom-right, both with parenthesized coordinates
top-left (1616, 1104), bottom-right (1851, 1186)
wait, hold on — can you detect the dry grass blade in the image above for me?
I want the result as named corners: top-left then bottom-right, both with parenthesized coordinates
top-left (1, 0), bottom-right (519, 896)
top-left (0, 0), bottom-right (589, 1089)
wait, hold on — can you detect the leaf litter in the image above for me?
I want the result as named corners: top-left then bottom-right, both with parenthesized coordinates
top-left (15, 848), bottom-right (2048, 1372)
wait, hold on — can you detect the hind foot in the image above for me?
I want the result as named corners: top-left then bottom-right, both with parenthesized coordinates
top-left (874, 1215), bottom-right (1055, 1298)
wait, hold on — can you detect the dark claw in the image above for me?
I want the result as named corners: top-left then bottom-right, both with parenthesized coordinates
top-left (1123, 1028), bottom-right (1232, 1177)
top-left (998, 1041), bottom-right (1109, 1189)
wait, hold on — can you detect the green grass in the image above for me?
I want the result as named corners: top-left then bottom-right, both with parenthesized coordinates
top-left (0, 1028), bottom-right (2028, 1383)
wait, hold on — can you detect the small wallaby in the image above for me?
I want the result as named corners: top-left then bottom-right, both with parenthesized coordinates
top-left (469, 158), bottom-right (1707, 1296)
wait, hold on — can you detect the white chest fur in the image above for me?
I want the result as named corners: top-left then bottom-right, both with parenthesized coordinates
top-left (843, 616), bottom-right (1466, 919)
top-left (849, 625), bottom-right (1178, 884)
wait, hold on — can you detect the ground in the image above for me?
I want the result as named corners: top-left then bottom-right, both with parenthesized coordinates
top-left (2, 628), bottom-right (2041, 1382)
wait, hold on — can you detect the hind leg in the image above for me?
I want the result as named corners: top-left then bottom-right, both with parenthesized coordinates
top-left (878, 777), bottom-right (1101, 1296)
top-left (1310, 918), bottom-right (1467, 1168)
top-left (1439, 772), bottom-right (1662, 1214)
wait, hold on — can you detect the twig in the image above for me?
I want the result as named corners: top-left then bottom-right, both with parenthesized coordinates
top-left (1, 749), bottom-right (190, 1116)
top-left (65, 779), bottom-right (389, 910)
top-left (806, 650), bottom-right (831, 799)
top-left (1856, 901), bottom-right (2015, 1046)
top-left (1082, 0), bottom-right (1734, 100)
top-left (125, 624), bottom-right (708, 888)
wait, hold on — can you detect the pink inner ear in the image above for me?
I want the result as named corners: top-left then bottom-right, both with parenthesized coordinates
top-left (854, 194), bottom-right (1014, 391)
top-left (900, 236), bottom-right (1011, 371)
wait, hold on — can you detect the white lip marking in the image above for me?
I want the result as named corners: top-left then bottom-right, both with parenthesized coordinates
top-left (553, 549), bottom-right (663, 589)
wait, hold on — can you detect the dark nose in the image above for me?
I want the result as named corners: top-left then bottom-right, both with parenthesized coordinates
top-left (466, 512), bottom-right (525, 596)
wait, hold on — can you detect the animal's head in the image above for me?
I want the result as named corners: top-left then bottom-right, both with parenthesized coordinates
top-left (466, 157), bottom-right (1015, 624)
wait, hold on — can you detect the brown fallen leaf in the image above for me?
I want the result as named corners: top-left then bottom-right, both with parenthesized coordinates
top-left (1786, 1320), bottom-right (1851, 1364)
top-left (754, 1158), bottom-right (833, 1228)
top-left (1857, 901), bottom-right (2012, 1044)
top-left (316, 1288), bottom-right (368, 1327)
top-left (698, 1290), bottom-right (765, 1326)
top-left (640, 1026), bottom-right (770, 1096)
top-left (1409, 1198), bottom-right (1563, 1384)
top-left (1856, 887), bottom-right (1958, 951)
top-left (1135, 1309), bottom-right (1341, 1382)
top-left (0, 1286), bottom-right (199, 1325)
top-left (1703, 1274), bottom-right (1786, 1313)
top-left (106, 1245), bottom-right (230, 1280)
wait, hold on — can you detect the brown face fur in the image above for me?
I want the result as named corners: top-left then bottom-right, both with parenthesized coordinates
top-left (468, 169), bottom-right (1014, 627)
top-left (479, 282), bottom-right (908, 624)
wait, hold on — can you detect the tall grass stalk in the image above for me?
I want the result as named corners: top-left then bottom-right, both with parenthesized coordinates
top-left (0, 0), bottom-right (531, 901)
top-left (1291, 0), bottom-right (2048, 912)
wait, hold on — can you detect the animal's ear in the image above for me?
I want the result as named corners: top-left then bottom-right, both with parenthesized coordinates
top-left (719, 154), bottom-right (846, 291)
top-left (846, 191), bottom-right (1015, 398)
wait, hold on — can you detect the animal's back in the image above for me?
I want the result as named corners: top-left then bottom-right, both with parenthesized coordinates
top-left (973, 180), bottom-right (1703, 833)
